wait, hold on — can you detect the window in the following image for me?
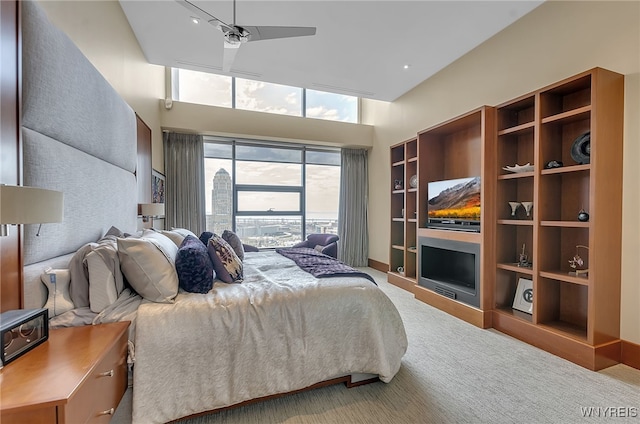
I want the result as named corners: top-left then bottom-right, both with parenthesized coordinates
top-left (204, 139), bottom-right (340, 248)
top-left (173, 68), bottom-right (232, 108)
top-left (235, 79), bottom-right (302, 117)
top-left (172, 68), bottom-right (358, 123)
top-left (305, 89), bottom-right (358, 123)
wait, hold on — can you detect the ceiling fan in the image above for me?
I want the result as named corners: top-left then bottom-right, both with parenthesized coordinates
top-left (177, 0), bottom-right (316, 72)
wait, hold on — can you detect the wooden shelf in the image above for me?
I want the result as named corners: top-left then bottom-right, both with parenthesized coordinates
top-left (496, 263), bottom-right (534, 275)
top-left (492, 68), bottom-right (623, 368)
top-left (498, 171), bottom-right (534, 180)
top-left (538, 321), bottom-right (588, 342)
top-left (494, 305), bottom-right (533, 324)
top-left (497, 121), bottom-right (534, 136)
top-left (540, 164), bottom-right (590, 175)
top-left (389, 137), bottom-right (418, 291)
top-left (541, 105), bottom-right (591, 125)
top-left (497, 219), bottom-right (533, 226)
top-left (418, 228), bottom-right (481, 244)
top-left (540, 220), bottom-right (589, 228)
top-left (539, 270), bottom-right (589, 286)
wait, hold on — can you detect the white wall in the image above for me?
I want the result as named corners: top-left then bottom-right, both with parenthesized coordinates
top-left (363, 1), bottom-right (640, 344)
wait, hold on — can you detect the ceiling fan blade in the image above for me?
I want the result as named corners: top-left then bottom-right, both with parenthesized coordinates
top-left (222, 40), bottom-right (241, 73)
top-left (242, 26), bottom-right (316, 42)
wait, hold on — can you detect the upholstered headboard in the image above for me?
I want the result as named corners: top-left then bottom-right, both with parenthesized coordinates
top-left (22, 0), bottom-right (138, 308)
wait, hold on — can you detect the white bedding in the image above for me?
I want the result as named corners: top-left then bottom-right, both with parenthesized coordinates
top-left (131, 251), bottom-right (408, 424)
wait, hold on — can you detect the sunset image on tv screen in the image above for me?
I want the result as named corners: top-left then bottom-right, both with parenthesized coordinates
top-left (428, 177), bottom-right (481, 220)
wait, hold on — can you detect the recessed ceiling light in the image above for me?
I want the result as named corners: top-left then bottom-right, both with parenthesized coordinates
top-left (191, 17), bottom-right (200, 24)
top-left (403, 64), bottom-right (410, 70)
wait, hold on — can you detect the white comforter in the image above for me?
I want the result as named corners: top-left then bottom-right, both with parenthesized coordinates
top-left (131, 251), bottom-right (407, 424)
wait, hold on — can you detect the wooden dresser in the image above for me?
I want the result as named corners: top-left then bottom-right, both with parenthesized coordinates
top-left (0, 321), bottom-right (130, 423)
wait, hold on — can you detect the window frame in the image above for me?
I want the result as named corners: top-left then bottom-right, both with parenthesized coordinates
top-left (172, 68), bottom-right (359, 123)
top-left (204, 138), bottom-right (340, 244)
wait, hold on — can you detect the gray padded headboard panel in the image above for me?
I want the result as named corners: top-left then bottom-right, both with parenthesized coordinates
top-left (21, 0), bottom-right (138, 268)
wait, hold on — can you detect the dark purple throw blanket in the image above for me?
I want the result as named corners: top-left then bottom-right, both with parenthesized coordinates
top-left (276, 247), bottom-right (377, 285)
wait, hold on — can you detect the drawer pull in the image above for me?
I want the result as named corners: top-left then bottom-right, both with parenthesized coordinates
top-left (98, 369), bottom-right (114, 377)
top-left (97, 408), bottom-right (114, 416)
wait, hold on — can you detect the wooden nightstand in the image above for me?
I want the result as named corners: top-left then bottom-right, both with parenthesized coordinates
top-left (1, 321), bottom-right (130, 423)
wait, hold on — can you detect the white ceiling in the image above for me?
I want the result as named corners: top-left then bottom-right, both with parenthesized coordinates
top-left (119, 1), bottom-right (543, 102)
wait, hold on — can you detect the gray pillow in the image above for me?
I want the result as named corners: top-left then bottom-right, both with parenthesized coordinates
top-left (222, 230), bottom-right (244, 261)
top-left (86, 240), bottom-right (124, 313)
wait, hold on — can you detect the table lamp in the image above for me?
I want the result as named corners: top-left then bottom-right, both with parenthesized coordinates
top-left (140, 203), bottom-right (165, 228)
top-left (0, 185), bottom-right (64, 236)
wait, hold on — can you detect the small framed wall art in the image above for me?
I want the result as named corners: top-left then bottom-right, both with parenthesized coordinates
top-left (152, 169), bottom-right (165, 203)
top-left (512, 277), bottom-right (533, 314)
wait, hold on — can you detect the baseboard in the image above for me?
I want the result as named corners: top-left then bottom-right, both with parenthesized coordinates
top-left (621, 340), bottom-right (640, 370)
top-left (367, 258), bottom-right (388, 273)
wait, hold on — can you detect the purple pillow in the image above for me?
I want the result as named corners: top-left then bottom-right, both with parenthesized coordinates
top-left (199, 231), bottom-right (214, 246)
top-left (207, 234), bottom-right (243, 283)
top-left (175, 235), bottom-right (215, 293)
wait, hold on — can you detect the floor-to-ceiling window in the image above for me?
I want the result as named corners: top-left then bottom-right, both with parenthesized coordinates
top-left (204, 138), bottom-right (340, 248)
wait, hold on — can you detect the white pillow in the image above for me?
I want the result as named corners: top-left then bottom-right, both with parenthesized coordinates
top-left (160, 230), bottom-right (185, 247)
top-left (86, 243), bottom-right (124, 313)
top-left (161, 228), bottom-right (198, 247)
top-left (41, 268), bottom-right (74, 317)
top-left (117, 237), bottom-right (178, 303)
top-left (142, 229), bottom-right (179, 264)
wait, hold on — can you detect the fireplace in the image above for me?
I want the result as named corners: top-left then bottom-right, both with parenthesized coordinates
top-left (418, 237), bottom-right (480, 307)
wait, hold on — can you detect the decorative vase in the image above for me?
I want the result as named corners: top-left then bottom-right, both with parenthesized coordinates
top-left (521, 201), bottom-right (533, 217)
top-left (509, 202), bottom-right (521, 217)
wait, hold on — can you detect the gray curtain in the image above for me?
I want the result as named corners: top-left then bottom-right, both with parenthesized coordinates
top-left (163, 132), bottom-right (206, 236)
top-left (338, 148), bottom-right (369, 266)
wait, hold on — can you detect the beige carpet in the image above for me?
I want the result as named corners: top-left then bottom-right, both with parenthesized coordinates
top-left (112, 268), bottom-right (640, 423)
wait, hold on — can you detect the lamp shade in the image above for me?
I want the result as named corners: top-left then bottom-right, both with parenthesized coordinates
top-left (140, 203), bottom-right (165, 217)
top-left (0, 185), bottom-right (64, 224)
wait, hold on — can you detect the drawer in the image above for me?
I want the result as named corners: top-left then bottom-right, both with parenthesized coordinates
top-left (1, 405), bottom-right (56, 424)
top-left (63, 330), bottom-right (128, 423)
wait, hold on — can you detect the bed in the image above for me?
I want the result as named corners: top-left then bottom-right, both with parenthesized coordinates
top-left (19, 1), bottom-right (407, 423)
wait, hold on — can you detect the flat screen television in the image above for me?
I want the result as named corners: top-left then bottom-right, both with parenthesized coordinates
top-left (427, 176), bottom-right (481, 232)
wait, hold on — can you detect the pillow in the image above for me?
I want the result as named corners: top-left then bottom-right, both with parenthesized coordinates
top-left (207, 234), bottom-right (243, 283)
top-left (314, 245), bottom-right (325, 253)
top-left (41, 268), bottom-right (74, 317)
top-left (222, 230), bottom-right (244, 261)
top-left (142, 229), bottom-right (179, 264)
top-left (86, 241), bottom-right (124, 313)
top-left (103, 225), bottom-right (124, 238)
top-left (117, 237), bottom-right (179, 303)
top-left (175, 235), bottom-right (216, 293)
top-left (161, 230), bottom-right (186, 247)
top-left (199, 231), bottom-right (214, 246)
